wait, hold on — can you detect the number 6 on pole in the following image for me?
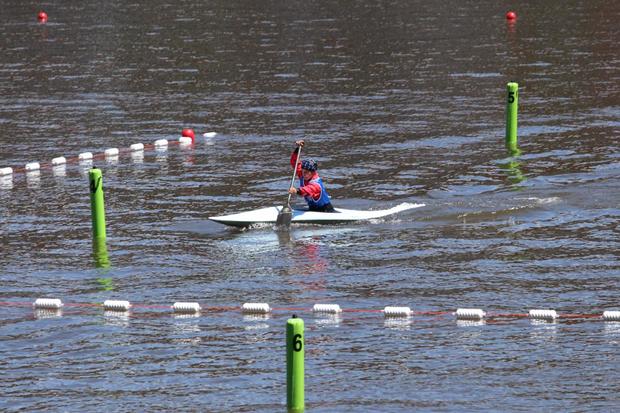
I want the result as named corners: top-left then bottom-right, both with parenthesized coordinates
top-left (286, 316), bottom-right (305, 412)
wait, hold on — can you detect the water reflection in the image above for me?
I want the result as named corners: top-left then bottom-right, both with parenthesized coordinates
top-left (155, 150), bottom-right (168, 164)
top-left (104, 310), bottom-right (130, 327)
top-left (456, 319), bottom-right (486, 328)
top-left (230, 226), bottom-right (359, 254)
top-left (243, 314), bottom-right (271, 323)
top-left (131, 151), bottom-right (144, 164)
top-left (97, 278), bottom-right (114, 291)
top-left (52, 164), bottom-right (66, 178)
top-left (529, 319), bottom-right (558, 342)
top-left (79, 159), bottom-right (93, 170)
top-left (603, 322), bottom-right (620, 344)
top-left (298, 239), bottom-right (326, 272)
top-left (498, 157), bottom-right (526, 186)
top-left (276, 229), bottom-right (294, 246)
top-left (292, 239), bottom-right (328, 292)
top-left (26, 171), bottom-right (41, 188)
top-left (384, 317), bottom-right (412, 330)
top-left (92, 238), bottom-right (111, 269)
top-left (34, 308), bottom-right (63, 319)
top-left (224, 226), bottom-right (343, 293)
top-left (0, 176), bottom-right (13, 190)
top-left (173, 312), bottom-right (201, 320)
top-left (182, 153), bottom-right (195, 168)
top-left (172, 317), bottom-right (201, 332)
top-left (313, 314), bottom-right (342, 328)
top-left (506, 20), bottom-right (517, 35)
top-left (243, 314), bottom-right (270, 332)
top-left (243, 323), bottom-right (270, 333)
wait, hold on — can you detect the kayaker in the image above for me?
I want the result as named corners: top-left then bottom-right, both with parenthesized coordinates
top-left (288, 140), bottom-right (335, 212)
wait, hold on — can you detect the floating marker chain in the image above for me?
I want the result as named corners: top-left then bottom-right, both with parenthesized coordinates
top-left (9, 298), bottom-right (613, 325)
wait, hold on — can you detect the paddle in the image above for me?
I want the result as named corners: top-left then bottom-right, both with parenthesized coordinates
top-left (276, 144), bottom-right (302, 228)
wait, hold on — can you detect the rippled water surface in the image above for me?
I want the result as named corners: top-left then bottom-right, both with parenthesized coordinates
top-left (1, 0), bottom-right (619, 411)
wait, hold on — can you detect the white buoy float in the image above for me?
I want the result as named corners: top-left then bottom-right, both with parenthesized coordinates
top-left (456, 308), bottom-right (486, 320)
top-left (312, 304), bottom-right (342, 314)
top-left (529, 309), bottom-right (558, 320)
top-left (130, 143), bottom-right (144, 152)
top-left (602, 311), bottom-right (620, 321)
top-left (104, 148), bottom-right (119, 158)
top-left (79, 152), bottom-right (93, 161)
top-left (25, 162), bottom-right (40, 172)
top-left (103, 300), bottom-right (131, 311)
top-left (383, 306), bottom-right (412, 317)
top-left (0, 167), bottom-right (13, 176)
top-left (242, 303), bottom-right (271, 314)
top-left (33, 298), bottom-right (63, 309)
top-left (154, 139), bottom-right (168, 149)
top-left (172, 302), bottom-right (201, 313)
top-left (52, 156), bottom-right (66, 166)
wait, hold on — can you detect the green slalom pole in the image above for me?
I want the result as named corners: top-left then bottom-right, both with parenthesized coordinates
top-left (286, 316), bottom-right (304, 412)
top-left (505, 82), bottom-right (520, 155)
top-left (89, 168), bottom-right (107, 240)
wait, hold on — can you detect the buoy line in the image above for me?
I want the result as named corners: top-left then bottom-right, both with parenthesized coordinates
top-left (0, 130), bottom-right (217, 184)
top-left (0, 299), bottom-right (617, 323)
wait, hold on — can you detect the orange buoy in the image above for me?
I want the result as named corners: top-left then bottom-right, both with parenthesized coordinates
top-left (506, 11), bottom-right (517, 21)
top-left (37, 11), bottom-right (48, 23)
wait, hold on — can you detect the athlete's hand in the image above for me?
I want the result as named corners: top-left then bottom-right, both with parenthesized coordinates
top-left (295, 139), bottom-right (305, 147)
top-left (288, 187), bottom-right (298, 195)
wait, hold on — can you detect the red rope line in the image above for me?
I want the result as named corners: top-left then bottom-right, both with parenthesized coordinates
top-left (488, 313), bottom-right (529, 318)
top-left (341, 308), bottom-right (384, 313)
top-left (559, 313), bottom-right (601, 319)
top-left (414, 310), bottom-right (452, 316)
top-left (131, 304), bottom-right (172, 310)
top-left (201, 305), bottom-right (239, 312)
top-left (64, 302), bottom-right (102, 308)
top-left (272, 307), bottom-right (311, 312)
top-left (0, 301), bottom-right (32, 307)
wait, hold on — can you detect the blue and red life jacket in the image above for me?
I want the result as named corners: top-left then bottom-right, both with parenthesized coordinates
top-left (300, 176), bottom-right (331, 209)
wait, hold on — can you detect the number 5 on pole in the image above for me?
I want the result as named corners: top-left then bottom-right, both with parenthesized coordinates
top-left (506, 82), bottom-right (519, 155)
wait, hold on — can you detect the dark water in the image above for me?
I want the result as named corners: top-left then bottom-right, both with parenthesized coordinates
top-left (1, 0), bottom-right (619, 411)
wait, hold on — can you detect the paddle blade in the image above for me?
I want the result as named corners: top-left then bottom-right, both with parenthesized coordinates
top-left (276, 205), bottom-right (292, 227)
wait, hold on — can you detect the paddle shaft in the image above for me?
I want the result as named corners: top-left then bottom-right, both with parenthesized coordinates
top-left (285, 145), bottom-right (302, 207)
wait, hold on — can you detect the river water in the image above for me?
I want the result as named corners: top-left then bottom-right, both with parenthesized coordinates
top-left (1, 0), bottom-right (619, 411)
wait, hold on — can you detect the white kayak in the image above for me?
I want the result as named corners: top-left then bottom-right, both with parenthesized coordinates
top-left (209, 202), bottom-right (424, 228)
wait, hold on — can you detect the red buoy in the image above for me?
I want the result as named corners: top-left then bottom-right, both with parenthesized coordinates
top-left (37, 11), bottom-right (48, 23)
top-left (182, 128), bottom-right (195, 142)
top-left (506, 11), bottom-right (517, 21)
